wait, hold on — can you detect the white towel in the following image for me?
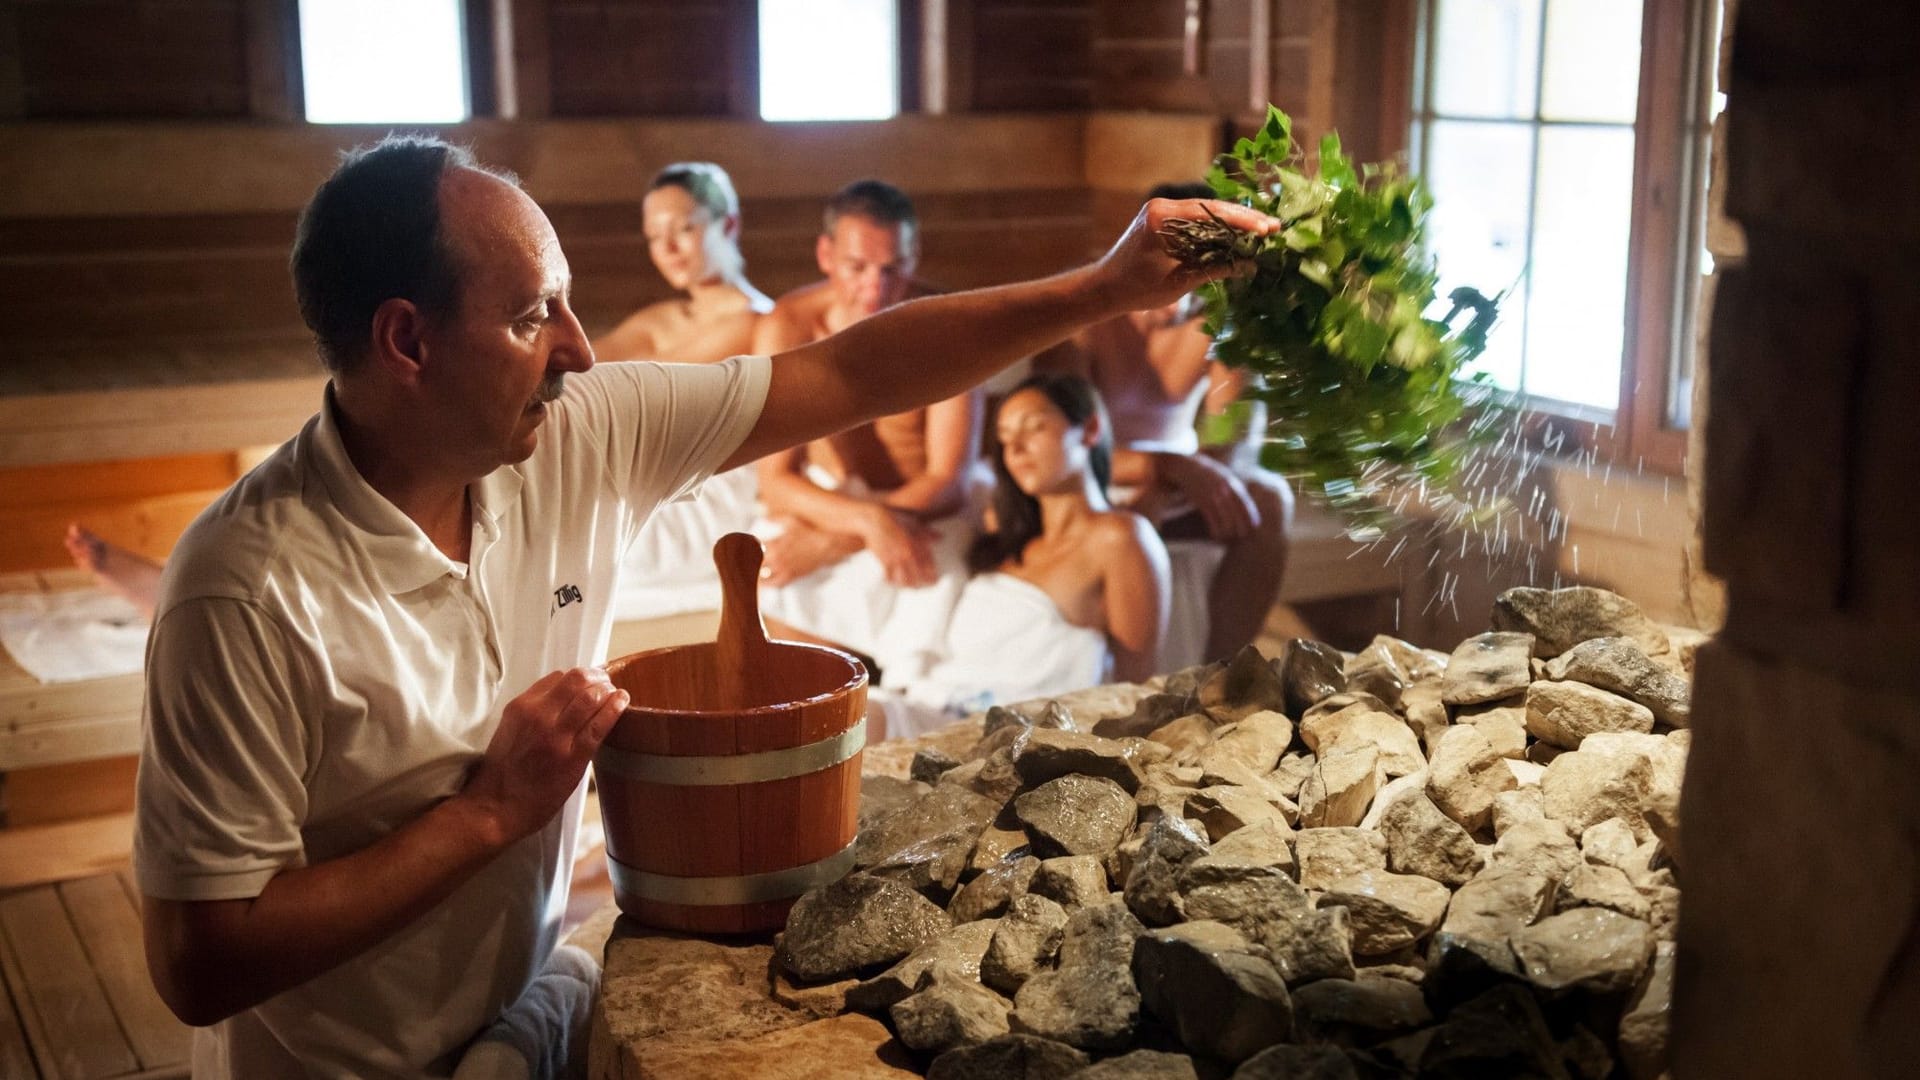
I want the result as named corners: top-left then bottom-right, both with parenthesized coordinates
top-left (0, 587), bottom-right (148, 683)
top-left (611, 466), bottom-right (760, 621)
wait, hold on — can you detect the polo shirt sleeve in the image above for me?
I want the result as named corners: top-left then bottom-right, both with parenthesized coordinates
top-left (134, 596), bottom-right (315, 902)
top-left (567, 354), bottom-right (772, 509)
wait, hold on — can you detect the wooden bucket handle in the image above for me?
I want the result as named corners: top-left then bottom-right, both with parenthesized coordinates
top-left (712, 532), bottom-right (771, 699)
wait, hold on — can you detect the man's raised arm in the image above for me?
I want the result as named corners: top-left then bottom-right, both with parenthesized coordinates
top-left (721, 198), bottom-right (1278, 471)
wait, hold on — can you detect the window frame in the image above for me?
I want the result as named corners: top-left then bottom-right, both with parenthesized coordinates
top-left (1409, 0), bottom-right (1717, 476)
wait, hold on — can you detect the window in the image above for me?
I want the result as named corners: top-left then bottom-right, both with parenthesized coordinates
top-left (1411, 0), bottom-right (1718, 470)
top-left (300, 0), bottom-right (470, 124)
top-left (758, 0), bottom-right (899, 121)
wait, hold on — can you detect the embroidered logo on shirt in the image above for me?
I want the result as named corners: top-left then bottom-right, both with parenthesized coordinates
top-left (552, 584), bottom-right (584, 615)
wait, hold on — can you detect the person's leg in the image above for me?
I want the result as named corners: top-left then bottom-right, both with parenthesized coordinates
top-left (454, 944), bottom-right (601, 1080)
top-left (64, 524), bottom-right (164, 615)
top-left (1202, 468), bottom-right (1294, 659)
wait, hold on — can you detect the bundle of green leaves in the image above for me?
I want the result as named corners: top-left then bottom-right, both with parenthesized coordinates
top-left (1172, 105), bottom-right (1507, 529)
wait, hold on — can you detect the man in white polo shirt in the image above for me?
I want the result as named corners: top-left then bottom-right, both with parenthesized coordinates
top-left (131, 135), bottom-right (1278, 1079)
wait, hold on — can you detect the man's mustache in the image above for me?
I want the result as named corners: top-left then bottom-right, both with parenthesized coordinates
top-left (532, 373), bottom-right (566, 405)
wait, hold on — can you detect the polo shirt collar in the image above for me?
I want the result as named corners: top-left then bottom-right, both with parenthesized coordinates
top-left (307, 385), bottom-right (524, 595)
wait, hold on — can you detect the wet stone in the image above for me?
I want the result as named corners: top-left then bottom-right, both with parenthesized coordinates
top-left (1014, 774), bottom-right (1138, 859)
top-left (846, 918), bottom-right (1001, 1014)
top-left (981, 893), bottom-right (1070, 994)
top-left (1132, 920), bottom-right (1293, 1063)
top-left (781, 873), bottom-right (955, 983)
top-left (1180, 817), bottom-right (1296, 886)
top-left (1093, 692), bottom-right (1192, 740)
top-left (1317, 870), bottom-right (1451, 955)
top-left (1199, 645), bottom-right (1291, 723)
top-left (1441, 866), bottom-right (1555, 942)
top-left (1232, 1043), bottom-right (1362, 1080)
top-left (1204, 710), bottom-right (1295, 774)
top-left (1030, 854), bottom-right (1111, 911)
top-left (1014, 729), bottom-right (1163, 794)
top-left (1618, 942), bottom-right (1675, 1080)
top-left (889, 970), bottom-right (1013, 1054)
top-left (1544, 637), bottom-right (1692, 728)
top-left (967, 823), bottom-right (1033, 876)
top-left (1491, 585), bottom-right (1671, 659)
top-left (1343, 640), bottom-right (1411, 709)
top-left (1008, 903), bottom-right (1145, 1051)
top-left (1145, 713), bottom-right (1217, 760)
top-left (860, 775), bottom-right (933, 832)
top-left (1488, 817), bottom-right (1582, 883)
top-left (925, 1033), bottom-right (1089, 1080)
top-left (1417, 983), bottom-right (1567, 1079)
top-left (1525, 680), bottom-right (1655, 751)
top-left (1185, 784), bottom-right (1293, 842)
top-left (1281, 638), bottom-right (1349, 715)
top-left (1294, 827), bottom-right (1388, 890)
top-left (1555, 863), bottom-right (1651, 921)
top-left (912, 747), bottom-right (962, 784)
top-left (1183, 875), bottom-right (1355, 986)
top-left (1440, 632), bottom-right (1536, 706)
top-left (1379, 790), bottom-right (1485, 887)
top-left (1074, 1049), bottom-right (1201, 1080)
top-left (1510, 907), bottom-right (1656, 995)
top-left (1122, 815), bottom-right (1210, 926)
top-left (950, 854), bottom-right (1041, 922)
top-left (1289, 974), bottom-right (1432, 1047)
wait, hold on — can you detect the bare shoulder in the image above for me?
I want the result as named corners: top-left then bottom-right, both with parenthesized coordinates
top-left (1091, 507), bottom-right (1163, 560)
top-left (593, 301), bottom-right (672, 361)
top-left (758, 282), bottom-right (832, 349)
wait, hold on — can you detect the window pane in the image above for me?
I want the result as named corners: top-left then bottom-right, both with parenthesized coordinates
top-left (760, 0), bottom-right (898, 121)
top-left (1431, 0), bottom-right (1543, 119)
top-left (1540, 0), bottom-right (1642, 123)
top-left (1523, 126), bottom-right (1636, 408)
top-left (1424, 120), bottom-right (1536, 390)
top-left (300, 0), bottom-right (468, 124)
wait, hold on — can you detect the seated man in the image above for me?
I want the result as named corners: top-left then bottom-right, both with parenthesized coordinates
top-left (751, 180), bottom-right (984, 677)
top-left (1038, 183), bottom-right (1293, 666)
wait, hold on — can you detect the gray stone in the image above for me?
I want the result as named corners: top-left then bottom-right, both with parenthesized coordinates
top-left (1453, 695), bottom-right (1530, 759)
top-left (1181, 817), bottom-right (1296, 885)
top-left (1280, 638), bottom-right (1348, 715)
top-left (1398, 681), bottom-right (1451, 756)
top-left (1014, 775), bottom-right (1139, 859)
top-left (1539, 745), bottom-right (1655, 840)
top-left (1618, 941), bottom-right (1674, 1080)
top-left (1525, 680), bottom-right (1655, 750)
top-left (1492, 787), bottom-right (1546, 838)
top-left (1204, 710), bottom-right (1295, 773)
top-left (1491, 585), bottom-right (1670, 659)
top-left (1417, 983), bottom-right (1568, 1078)
top-left (847, 918), bottom-right (1002, 1013)
top-left (1440, 632), bottom-right (1536, 706)
top-left (1297, 745), bottom-right (1383, 829)
top-left (1015, 729), bottom-right (1166, 795)
top-left (1031, 855), bottom-right (1111, 911)
top-left (1073, 1049), bottom-right (1201, 1079)
top-left (981, 893), bottom-right (1070, 994)
top-left (890, 971), bottom-right (1013, 1053)
top-left (1318, 870), bottom-right (1451, 955)
top-left (1092, 692), bottom-right (1192, 740)
top-left (1199, 645), bottom-right (1291, 723)
top-left (1299, 699), bottom-right (1426, 778)
top-left (1379, 790), bottom-right (1485, 887)
top-left (1231, 1043), bottom-right (1361, 1079)
top-left (1555, 863), bottom-right (1651, 921)
top-left (950, 854), bottom-right (1042, 922)
top-left (913, 747), bottom-right (963, 784)
top-left (1544, 637), bottom-right (1692, 727)
top-left (1158, 659), bottom-right (1225, 700)
top-left (1488, 817), bottom-right (1581, 883)
top-left (1008, 902), bottom-right (1145, 1051)
top-left (1510, 908), bottom-right (1655, 994)
top-left (1144, 713), bottom-right (1217, 760)
top-left (1425, 724), bottom-right (1517, 834)
top-left (925, 1033), bottom-right (1090, 1080)
top-left (1294, 827), bottom-right (1388, 890)
top-left (1182, 875), bottom-right (1355, 985)
top-left (1133, 920), bottom-right (1293, 1063)
top-left (1289, 975), bottom-right (1431, 1046)
top-left (1186, 784), bottom-right (1294, 842)
top-left (1123, 815), bottom-right (1210, 926)
top-left (781, 873), bottom-right (955, 983)
top-left (861, 775), bottom-right (933, 831)
top-left (1343, 640), bottom-right (1411, 709)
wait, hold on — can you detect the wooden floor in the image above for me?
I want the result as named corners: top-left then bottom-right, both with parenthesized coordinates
top-left (0, 866), bottom-right (188, 1080)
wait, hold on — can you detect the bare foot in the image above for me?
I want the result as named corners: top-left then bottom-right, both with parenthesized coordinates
top-left (64, 524), bottom-right (163, 616)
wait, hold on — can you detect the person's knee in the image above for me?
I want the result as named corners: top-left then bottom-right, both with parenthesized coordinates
top-left (1241, 471), bottom-right (1294, 550)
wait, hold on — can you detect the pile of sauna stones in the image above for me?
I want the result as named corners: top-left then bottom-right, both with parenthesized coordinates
top-left (776, 585), bottom-right (1695, 1079)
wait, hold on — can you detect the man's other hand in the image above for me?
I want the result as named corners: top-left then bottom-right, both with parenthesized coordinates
top-left (761, 522), bottom-right (861, 586)
top-left (859, 505), bottom-right (940, 588)
top-left (1092, 198), bottom-right (1280, 314)
top-left (463, 668), bottom-right (628, 843)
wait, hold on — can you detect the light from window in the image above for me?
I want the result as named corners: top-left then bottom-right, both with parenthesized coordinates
top-left (300, 0), bottom-right (469, 124)
top-left (759, 0), bottom-right (898, 122)
top-left (1418, 0), bottom-right (1644, 412)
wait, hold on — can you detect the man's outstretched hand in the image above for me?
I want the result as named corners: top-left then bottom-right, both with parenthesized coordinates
top-left (1091, 198), bottom-right (1281, 315)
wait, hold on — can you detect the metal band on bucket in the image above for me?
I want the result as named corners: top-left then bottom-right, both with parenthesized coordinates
top-left (606, 841), bottom-right (858, 907)
top-left (593, 723), bottom-right (866, 787)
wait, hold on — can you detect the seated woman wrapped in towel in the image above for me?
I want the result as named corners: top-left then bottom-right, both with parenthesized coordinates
top-left (870, 372), bottom-right (1171, 741)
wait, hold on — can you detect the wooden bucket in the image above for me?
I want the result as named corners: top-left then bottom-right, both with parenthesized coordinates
top-left (596, 533), bottom-right (868, 933)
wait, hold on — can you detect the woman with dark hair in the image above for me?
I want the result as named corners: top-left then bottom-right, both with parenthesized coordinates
top-left (872, 372), bottom-right (1170, 740)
